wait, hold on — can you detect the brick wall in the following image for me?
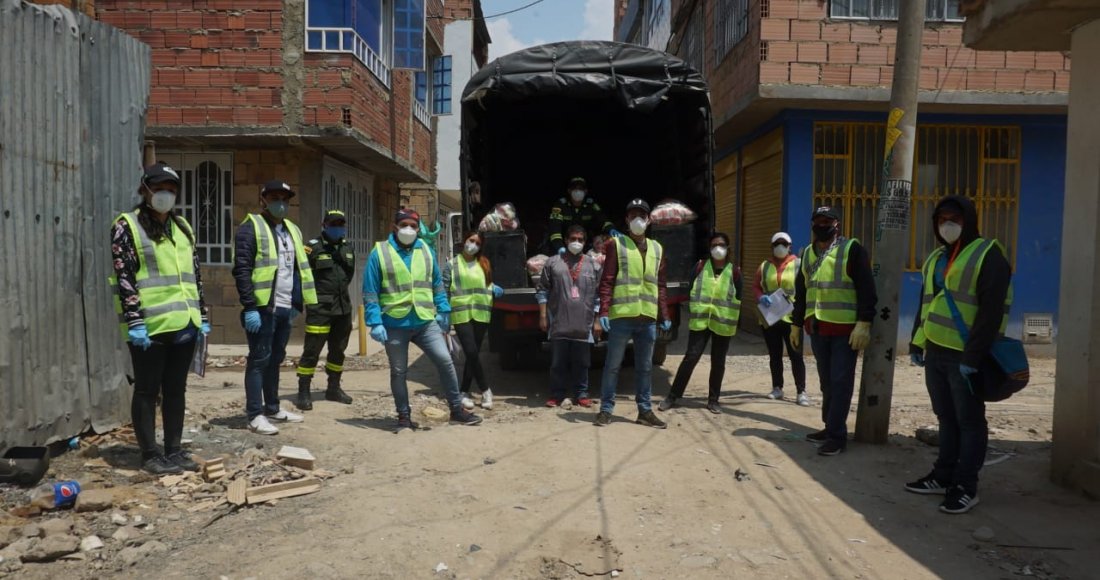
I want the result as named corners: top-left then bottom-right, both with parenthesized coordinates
top-left (694, 0), bottom-right (762, 123)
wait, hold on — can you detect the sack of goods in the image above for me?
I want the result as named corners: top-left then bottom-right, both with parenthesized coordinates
top-left (526, 254), bottom-right (549, 276)
top-left (649, 200), bottom-right (697, 226)
top-left (478, 202), bottom-right (521, 232)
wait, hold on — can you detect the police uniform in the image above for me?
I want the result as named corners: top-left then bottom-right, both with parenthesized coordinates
top-left (295, 232), bottom-right (356, 408)
top-left (547, 196), bottom-right (614, 252)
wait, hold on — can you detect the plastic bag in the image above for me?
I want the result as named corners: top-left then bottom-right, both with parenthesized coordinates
top-left (526, 254), bottom-right (549, 275)
top-left (650, 200), bottom-right (697, 226)
top-left (478, 203), bottom-right (521, 232)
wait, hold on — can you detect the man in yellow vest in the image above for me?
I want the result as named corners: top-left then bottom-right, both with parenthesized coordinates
top-left (233, 180), bottom-right (318, 436)
top-left (906, 196), bottom-right (1011, 515)
top-left (792, 206), bottom-right (877, 456)
top-left (659, 232), bottom-right (740, 414)
top-left (364, 209), bottom-right (483, 431)
top-left (595, 199), bottom-right (670, 428)
top-left (754, 232), bottom-right (808, 405)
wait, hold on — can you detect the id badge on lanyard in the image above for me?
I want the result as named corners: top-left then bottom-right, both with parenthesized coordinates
top-left (568, 256), bottom-right (584, 301)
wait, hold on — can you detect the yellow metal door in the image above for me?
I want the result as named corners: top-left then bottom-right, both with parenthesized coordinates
top-left (739, 128), bottom-right (784, 330)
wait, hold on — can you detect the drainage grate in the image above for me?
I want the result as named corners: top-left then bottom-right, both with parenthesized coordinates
top-left (1023, 313), bottom-right (1053, 344)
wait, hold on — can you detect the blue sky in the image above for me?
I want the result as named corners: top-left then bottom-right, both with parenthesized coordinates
top-left (482, 0), bottom-right (614, 60)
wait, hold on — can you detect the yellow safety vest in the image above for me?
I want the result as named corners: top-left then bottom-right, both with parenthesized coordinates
top-left (450, 256), bottom-right (492, 324)
top-left (241, 214), bottom-right (317, 307)
top-left (376, 241), bottom-right (436, 322)
top-left (758, 258), bottom-right (799, 324)
top-left (913, 238), bottom-right (1012, 352)
top-left (689, 260), bottom-right (740, 337)
top-left (802, 239), bottom-right (858, 324)
top-left (110, 211), bottom-right (202, 339)
top-left (609, 237), bottom-right (663, 320)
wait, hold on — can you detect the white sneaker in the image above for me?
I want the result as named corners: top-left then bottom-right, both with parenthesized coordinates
top-left (266, 409), bottom-right (303, 423)
top-left (249, 415), bottom-right (279, 435)
top-left (797, 392), bottom-right (811, 407)
top-left (480, 389), bottom-right (493, 410)
top-left (461, 396), bottom-right (476, 410)
top-left (767, 388), bottom-right (784, 400)
top-left (561, 398), bottom-right (573, 410)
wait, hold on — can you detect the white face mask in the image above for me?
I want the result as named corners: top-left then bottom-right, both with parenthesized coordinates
top-left (150, 191), bottom-right (176, 214)
top-left (710, 246), bottom-right (728, 261)
top-left (570, 189), bottom-right (586, 203)
top-left (464, 242), bottom-right (480, 255)
top-left (629, 217), bottom-right (648, 236)
top-left (396, 226), bottom-right (418, 245)
top-left (567, 241), bottom-right (584, 255)
top-left (939, 221), bottom-right (963, 244)
top-left (773, 245), bottom-right (790, 259)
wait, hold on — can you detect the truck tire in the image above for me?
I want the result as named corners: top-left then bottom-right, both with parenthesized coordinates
top-left (652, 342), bottom-right (668, 366)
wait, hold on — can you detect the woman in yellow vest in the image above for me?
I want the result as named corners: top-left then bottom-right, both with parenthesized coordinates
top-left (905, 196), bottom-right (1012, 514)
top-left (754, 232), bottom-right (808, 406)
top-left (110, 163), bottom-right (208, 475)
top-left (444, 231), bottom-right (503, 410)
top-left (659, 232), bottom-right (741, 414)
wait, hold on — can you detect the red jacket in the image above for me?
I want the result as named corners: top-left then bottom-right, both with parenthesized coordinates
top-left (598, 237), bottom-right (669, 322)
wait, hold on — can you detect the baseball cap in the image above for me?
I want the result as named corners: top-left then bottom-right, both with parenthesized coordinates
top-left (394, 208), bottom-right (420, 224)
top-left (261, 180), bottom-right (295, 198)
top-left (625, 198), bottom-right (651, 213)
top-left (812, 206), bottom-right (839, 221)
top-left (324, 210), bottom-right (346, 224)
top-left (569, 177), bottom-right (587, 188)
top-left (142, 163), bottom-right (180, 187)
top-left (771, 232), bottom-right (792, 245)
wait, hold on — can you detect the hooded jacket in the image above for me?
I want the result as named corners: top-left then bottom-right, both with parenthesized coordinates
top-left (910, 195), bottom-right (1012, 367)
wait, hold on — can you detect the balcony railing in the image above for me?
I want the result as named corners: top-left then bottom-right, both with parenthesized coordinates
top-left (305, 27), bottom-right (392, 88)
top-left (413, 99), bottom-right (431, 128)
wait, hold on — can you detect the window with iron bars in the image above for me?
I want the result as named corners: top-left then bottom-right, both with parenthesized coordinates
top-left (678, 4), bottom-right (705, 75)
top-left (158, 152), bottom-right (236, 266)
top-left (715, 0), bottom-right (751, 62)
top-left (813, 122), bottom-right (1020, 270)
top-left (830, 0), bottom-right (964, 21)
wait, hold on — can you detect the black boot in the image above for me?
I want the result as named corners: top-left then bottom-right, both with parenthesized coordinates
top-left (325, 372), bottom-right (353, 404)
top-left (296, 376), bottom-right (313, 411)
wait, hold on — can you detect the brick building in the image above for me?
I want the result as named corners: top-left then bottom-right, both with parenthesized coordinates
top-left (616, 0), bottom-right (1069, 343)
top-left (94, 0), bottom-right (444, 343)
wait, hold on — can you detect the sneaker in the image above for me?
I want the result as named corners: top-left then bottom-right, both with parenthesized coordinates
top-left (395, 414), bottom-right (420, 432)
top-left (939, 486), bottom-right (980, 514)
top-left (593, 411), bottom-right (612, 426)
top-left (576, 397), bottom-right (592, 408)
top-left (818, 440), bottom-right (845, 456)
top-left (658, 396), bottom-right (677, 412)
top-left (461, 396), bottom-right (476, 410)
top-left (767, 387), bottom-right (783, 400)
top-left (545, 398), bottom-right (560, 408)
top-left (904, 473), bottom-right (949, 495)
top-left (249, 415), bottom-right (279, 435)
top-left (449, 409), bottom-right (483, 426)
top-left (166, 450), bottom-right (200, 472)
top-left (636, 410), bottom-right (668, 429)
top-left (706, 401), bottom-right (721, 414)
top-left (266, 409), bottom-right (303, 423)
top-left (480, 389), bottom-right (494, 410)
top-left (796, 392), bottom-right (811, 407)
top-left (805, 429), bottom-right (827, 443)
top-left (561, 398), bottom-right (573, 410)
top-left (142, 455), bottom-right (183, 475)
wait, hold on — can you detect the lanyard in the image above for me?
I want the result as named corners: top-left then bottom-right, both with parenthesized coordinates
top-left (568, 255), bottom-right (585, 283)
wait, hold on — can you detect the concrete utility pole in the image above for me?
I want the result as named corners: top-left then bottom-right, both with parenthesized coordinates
top-left (855, 0), bottom-right (926, 444)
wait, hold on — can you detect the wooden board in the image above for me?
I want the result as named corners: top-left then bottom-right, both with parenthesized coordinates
top-left (226, 478), bottom-right (248, 506)
top-left (245, 477), bottom-right (321, 505)
top-left (276, 446), bottom-right (316, 470)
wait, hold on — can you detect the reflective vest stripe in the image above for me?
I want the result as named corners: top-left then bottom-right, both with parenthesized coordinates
top-left (450, 255), bottom-right (493, 324)
top-left (376, 242), bottom-right (437, 321)
top-left (689, 260), bottom-right (740, 336)
top-left (610, 237), bottom-right (662, 320)
top-left (759, 259), bottom-right (798, 323)
top-left (914, 238), bottom-right (1012, 351)
top-left (242, 214), bottom-right (317, 307)
top-left (802, 239), bottom-right (858, 324)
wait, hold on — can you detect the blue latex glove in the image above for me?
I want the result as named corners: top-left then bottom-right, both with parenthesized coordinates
top-left (436, 313), bottom-right (450, 333)
top-left (910, 352), bottom-right (924, 367)
top-left (200, 322), bottom-right (211, 336)
top-left (128, 324), bottom-right (152, 351)
top-left (492, 284), bottom-right (504, 298)
top-left (960, 364), bottom-right (978, 378)
top-left (243, 310), bottom-right (262, 334)
top-left (759, 295), bottom-right (773, 307)
top-left (608, 229), bottom-right (624, 238)
top-left (660, 320), bottom-right (672, 332)
top-left (599, 316), bottom-right (611, 333)
top-left (369, 325), bottom-right (388, 343)
top-left (558, 246), bottom-right (567, 255)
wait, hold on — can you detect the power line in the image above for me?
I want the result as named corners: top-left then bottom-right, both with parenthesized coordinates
top-left (428, 0), bottom-right (549, 20)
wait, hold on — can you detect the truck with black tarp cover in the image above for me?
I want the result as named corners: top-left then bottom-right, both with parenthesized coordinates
top-left (460, 41), bottom-right (716, 369)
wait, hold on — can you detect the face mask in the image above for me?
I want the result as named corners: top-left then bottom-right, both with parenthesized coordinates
top-left (266, 200), bottom-right (289, 220)
top-left (150, 191), bottom-right (176, 214)
top-left (773, 245), bottom-right (790, 259)
top-left (710, 246), bottom-right (728, 261)
top-left (629, 217), bottom-right (648, 236)
top-left (570, 190), bottom-right (586, 203)
top-left (939, 221), bottom-right (963, 244)
top-left (464, 242), bottom-right (480, 255)
top-left (396, 226), bottom-right (418, 245)
top-left (567, 241), bottom-right (584, 255)
top-left (324, 226), bottom-right (346, 240)
top-left (812, 224), bottom-right (836, 243)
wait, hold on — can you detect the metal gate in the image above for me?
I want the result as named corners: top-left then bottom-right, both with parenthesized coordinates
top-left (739, 128), bottom-right (784, 330)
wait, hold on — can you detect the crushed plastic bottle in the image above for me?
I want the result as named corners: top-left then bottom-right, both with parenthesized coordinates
top-left (29, 481), bottom-right (81, 510)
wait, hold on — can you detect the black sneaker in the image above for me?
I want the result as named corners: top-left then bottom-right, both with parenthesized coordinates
top-left (940, 486), bottom-right (980, 514)
top-left (817, 440), bottom-right (845, 456)
top-left (635, 410), bottom-right (668, 429)
top-left (166, 450), bottom-right (200, 472)
top-left (395, 414), bottom-right (420, 432)
top-left (449, 409), bottom-right (483, 426)
top-left (806, 429), bottom-right (828, 443)
top-left (142, 455), bottom-right (183, 475)
top-left (325, 386), bottom-right (353, 404)
top-left (904, 473), bottom-right (949, 495)
top-left (593, 411), bottom-right (612, 427)
top-left (706, 401), bottom-right (721, 414)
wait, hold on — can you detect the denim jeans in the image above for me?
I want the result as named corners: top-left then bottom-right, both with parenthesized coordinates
top-left (810, 333), bottom-right (859, 446)
top-left (244, 308), bottom-right (294, 419)
top-left (925, 346), bottom-right (987, 493)
top-left (668, 329), bottom-right (730, 402)
top-left (599, 318), bottom-right (657, 413)
top-left (550, 339), bottom-right (591, 401)
top-left (384, 322), bottom-right (462, 416)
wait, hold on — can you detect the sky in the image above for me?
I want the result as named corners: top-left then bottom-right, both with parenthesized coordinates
top-left (482, 0), bottom-right (614, 60)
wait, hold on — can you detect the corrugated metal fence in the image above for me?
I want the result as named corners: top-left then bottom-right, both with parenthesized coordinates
top-left (0, 0), bottom-right (150, 449)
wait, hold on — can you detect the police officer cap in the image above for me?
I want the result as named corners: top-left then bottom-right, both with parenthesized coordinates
top-left (261, 180), bottom-right (295, 198)
top-left (625, 198), bottom-right (651, 213)
top-left (812, 206), bottom-right (839, 221)
top-left (569, 177), bottom-right (587, 188)
top-left (324, 209), bottom-right (346, 223)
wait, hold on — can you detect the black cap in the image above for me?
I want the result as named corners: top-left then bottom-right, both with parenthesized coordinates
top-left (261, 180), bottom-right (295, 198)
top-left (626, 198), bottom-right (651, 213)
top-left (569, 176), bottom-right (587, 188)
top-left (324, 209), bottom-right (346, 223)
top-left (142, 163), bottom-right (180, 187)
top-left (812, 206), bottom-right (839, 221)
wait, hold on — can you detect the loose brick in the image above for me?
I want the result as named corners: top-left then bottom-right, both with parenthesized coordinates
top-left (1025, 70), bottom-right (1055, 91)
top-left (975, 51), bottom-right (1006, 69)
top-left (766, 41), bottom-right (798, 63)
top-left (1035, 52), bottom-right (1065, 70)
top-left (789, 63), bottom-right (820, 84)
top-left (850, 24), bottom-right (880, 44)
top-left (829, 43), bottom-right (858, 64)
top-left (760, 18), bottom-right (790, 41)
top-left (921, 46), bottom-right (947, 68)
top-left (790, 19), bottom-right (820, 41)
top-left (858, 45), bottom-right (888, 65)
top-left (821, 64), bottom-right (851, 86)
top-left (1005, 51), bottom-right (1036, 69)
top-left (759, 61), bottom-right (789, 83)
top-left (995, 70), bottom-right (1027, 91)
top-left (797, 41), bottom-right (827, 63)
top-left (967, 70), bottom-right (997, 90)
top-left (850, 66), bottom-right (880, 86)
top-left (821, 22), bottom-right (850, 42)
